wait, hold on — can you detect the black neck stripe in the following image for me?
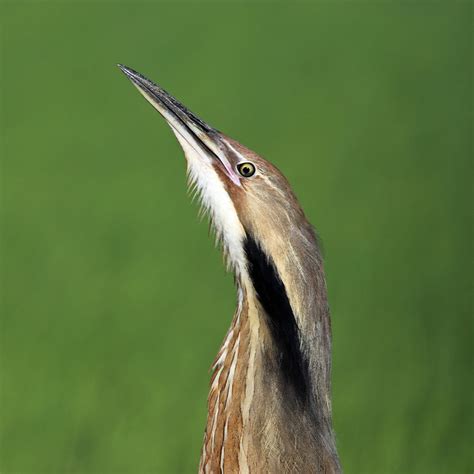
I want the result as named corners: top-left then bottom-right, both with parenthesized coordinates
top-left (244, 233), bottom-right (309, 401)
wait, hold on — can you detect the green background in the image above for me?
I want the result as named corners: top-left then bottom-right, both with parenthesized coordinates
top-left (1, 1), bottom-right (472, 473)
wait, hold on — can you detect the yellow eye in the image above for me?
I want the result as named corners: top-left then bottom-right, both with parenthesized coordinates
top-left (237, 162), bottom-right (256, 178)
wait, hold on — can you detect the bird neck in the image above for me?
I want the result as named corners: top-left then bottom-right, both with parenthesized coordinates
top-left (199, 233), bottom-right (340, 472)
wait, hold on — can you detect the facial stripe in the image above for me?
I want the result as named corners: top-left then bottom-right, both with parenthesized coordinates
top-left (243, 233), bottom-right (309, 402)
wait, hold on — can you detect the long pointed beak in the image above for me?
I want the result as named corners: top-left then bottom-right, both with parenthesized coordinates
top-left (118, 64), bottom-right (240, 186)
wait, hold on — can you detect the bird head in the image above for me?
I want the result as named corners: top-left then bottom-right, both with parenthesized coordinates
top-left (118, 65), bottom-right (318, 296)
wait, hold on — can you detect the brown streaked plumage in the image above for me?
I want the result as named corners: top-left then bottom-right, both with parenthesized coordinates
top-left (118, 64), bottom-right (341, 473)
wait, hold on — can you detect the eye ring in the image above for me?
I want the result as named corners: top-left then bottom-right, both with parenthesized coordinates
top-left (237, 162), bottom-right (256, 178)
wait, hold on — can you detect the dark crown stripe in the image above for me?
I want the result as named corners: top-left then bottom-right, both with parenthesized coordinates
top-left (244, 233), bottom-right (309, 402)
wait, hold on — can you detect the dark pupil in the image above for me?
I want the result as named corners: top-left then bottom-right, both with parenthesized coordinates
top-left (243, 166), bottom-right (250, 174)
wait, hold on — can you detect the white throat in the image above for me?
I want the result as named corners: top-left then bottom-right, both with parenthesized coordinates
top-left (173, 132), bottom-right (247, 277)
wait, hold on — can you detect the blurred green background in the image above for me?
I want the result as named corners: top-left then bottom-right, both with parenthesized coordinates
top-left (1, 1), bottom-right (472, 473)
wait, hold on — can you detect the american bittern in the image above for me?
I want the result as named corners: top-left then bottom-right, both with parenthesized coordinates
top-left (118, 65), bottom-right (341, 473)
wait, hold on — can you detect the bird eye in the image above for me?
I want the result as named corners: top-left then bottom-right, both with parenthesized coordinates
top-left (237, 162), bottom-right (256, 178)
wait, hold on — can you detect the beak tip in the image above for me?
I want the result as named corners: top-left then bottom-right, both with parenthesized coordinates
top-left (117, 64), bottom-right (136, 80)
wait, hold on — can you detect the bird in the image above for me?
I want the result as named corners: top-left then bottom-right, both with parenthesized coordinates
top-left (118, 64), bottom-right (341, 474)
